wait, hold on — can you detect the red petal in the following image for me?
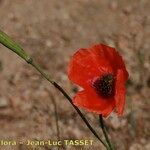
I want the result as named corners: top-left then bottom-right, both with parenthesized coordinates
top-left (101, 44), bottom-right (129, 81)
top-left (68, 46), bottom-right (113, 88)
top-left (89, 45), bottom-right (114, 73)
top-left (115, 69), bottom-right (126, 115)
top-left (73, 89), bottom-right (115, 117)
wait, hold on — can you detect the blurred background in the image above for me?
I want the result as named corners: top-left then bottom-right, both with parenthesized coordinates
top-left (0, 0), bottom-right (150, 150)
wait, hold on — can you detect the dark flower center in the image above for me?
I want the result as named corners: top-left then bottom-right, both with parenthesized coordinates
top-left (92, 74), bottom-right (115, 98)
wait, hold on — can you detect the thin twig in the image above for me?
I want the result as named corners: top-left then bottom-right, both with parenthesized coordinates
top-left (46, 90), bottom-right (60, 140)
top-left (51, 96), bottom-right (60, 140)
top-left (99, 115), bottom-right (114, 150)
top-left (46, 91), bottom-right (67, 150)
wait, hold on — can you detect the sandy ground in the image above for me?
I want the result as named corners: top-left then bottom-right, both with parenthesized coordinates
top-left (0, 0), bottom-right (150, 150)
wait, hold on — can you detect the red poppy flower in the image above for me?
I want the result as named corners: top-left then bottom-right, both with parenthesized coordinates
top-left (68, 44), bottom-right (129, 117)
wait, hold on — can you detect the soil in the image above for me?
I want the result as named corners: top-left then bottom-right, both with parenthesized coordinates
top-left (0, 0), bottom-right (150, 150)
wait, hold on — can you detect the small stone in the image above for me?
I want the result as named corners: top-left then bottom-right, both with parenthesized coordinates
top-left (118, 36), bottom-right (129, 50)
top-left (110, 115), bottom-right (127, 129)
top-left (129, 143), bottom-right (143, 150)
top-left (109, 1), bottom-right (118, 11)
top-left (8, 13), bottom-right (18, 22)
top-left (123, 6), bottom-right (132, 15)
top-left (145, 143), bottom-right (150, 150)
top-left (0, 97), bottom-right (9, 108)
top-left (45, 40), bottom-right (53, 48)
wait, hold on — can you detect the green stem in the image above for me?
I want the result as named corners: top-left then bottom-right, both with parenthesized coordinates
top-left (99, 115), bottom-right (114, 150)
top-left (0, 30), bottom-right (108, 149)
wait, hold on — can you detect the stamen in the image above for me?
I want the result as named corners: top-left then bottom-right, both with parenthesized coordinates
top-left (92, 74), bottom-right (115, 98)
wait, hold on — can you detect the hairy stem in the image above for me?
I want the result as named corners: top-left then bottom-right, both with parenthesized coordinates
top-left (0, 30), bottom-right (108, 149)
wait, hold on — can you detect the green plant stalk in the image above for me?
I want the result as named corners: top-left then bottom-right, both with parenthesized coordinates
top-left (99, 115), bottom-right (114, 150)
top-left (0, 30), bottom-right (109, 149)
